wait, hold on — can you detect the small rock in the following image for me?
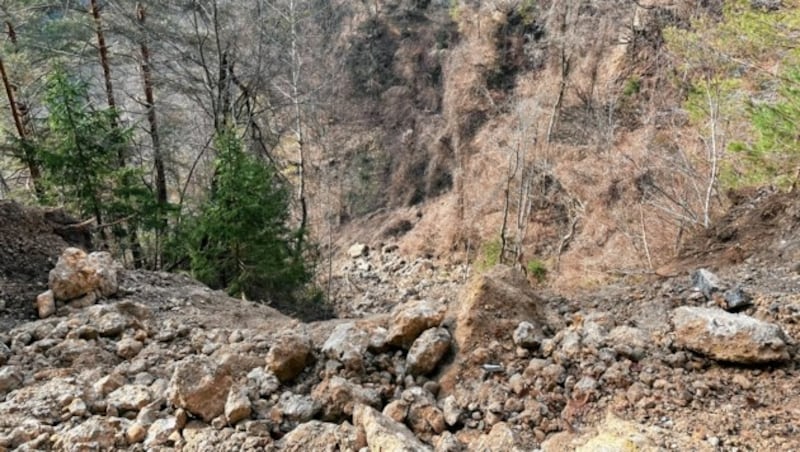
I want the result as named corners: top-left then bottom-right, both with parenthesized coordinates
top-left (606, 326), bottom-right (649, 361)
top-left (276, 392), bottom-right (320, 426)
top-left (107, 384), bottom-right (152, 413)
top-left (277, 420), bottom-right (358, 451)
top-left (225, 386), bottom-right (252, 424)
top-left (0, 366), bottom-right (23, 395)
top-left (348, 243), bottom-right (369, 258)
top-left (353, 404), bottom-right (433, 451)
top-left (36, 290), bottom-right (56, 319)
top-left (94, 373), bottom-right (127, 397)
top-left (246, 367), bottom-right (280, 398)
top-left (116, 338), bottom-right (144, 359)
top-left (441, 396), bottom-right (461, 426)
top-left (512, 321), bottom-right (542, 349)
top-left (672, 307), bottom-right (791, 363)
top-left (145, 417), bottom-right (179, 448)
top-left (0, 341), bottom-right (10, 366)
top-left (406, 328), bottom-right (451, 376)
top-left (66, 398), bottom-right (87, 417)
top-left (312, 376), bottom-right (382, 421)
top-left (266, 335), bottom-right (311, 383)
top-left (691, 268), bottom-right (724, 300)
top-left (383, 400), bottom-right (409, 423)
top-left (471, 422), bottom-right (525, 451)
top-left (723, 287), bottom-right (753, 313)
top-left (127, 423), bottom-right (147, 444)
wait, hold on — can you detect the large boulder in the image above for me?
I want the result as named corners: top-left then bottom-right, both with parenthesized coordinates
top-left (321, 322), bottom-right (370, 371)
top-left (48, 248), bottom-right (119, 302)
top-left (266, 335), bottom-right (312, 383)
top-left (672, 307), bottom-right (791, 364)
top-left (353, 404), bottom-right (433, 452)
top-left (386, 299), bottom-right (446, 349)
top-left (406, 327), bottom-right (451, 376)
top-left (168, 355), bottom-right (232, 422)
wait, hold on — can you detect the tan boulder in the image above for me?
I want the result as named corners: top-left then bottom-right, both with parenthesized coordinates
top-left (48, 248), bottom-right (118, 302)
top-left (168, 355), bottom-right (232, 422)
top-left (266, 335), bottom-right (312, 383)
top-left (386, 299), bottom-right (446, 349)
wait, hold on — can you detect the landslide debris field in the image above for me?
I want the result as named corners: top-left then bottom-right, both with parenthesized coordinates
top-left (0, 192), bottom-right (799, 451)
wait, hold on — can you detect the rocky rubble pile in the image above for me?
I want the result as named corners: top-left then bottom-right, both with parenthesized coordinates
top-left (1, 247), bottom-right (799, 450)
top-left (328, 242), bottom-right (465, 318)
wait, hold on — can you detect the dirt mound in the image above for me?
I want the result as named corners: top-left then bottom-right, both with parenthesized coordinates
top-left (0, 200), bottom-right (91, 331)
top-left (661, 188), bottom-right (800, 275)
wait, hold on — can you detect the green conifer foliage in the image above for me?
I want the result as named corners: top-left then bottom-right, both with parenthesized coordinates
top-left (187, 128), bottom-right (309, 301)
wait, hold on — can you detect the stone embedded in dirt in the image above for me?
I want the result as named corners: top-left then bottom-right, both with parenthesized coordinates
top-left (48, 248), bottom-right (119, 302)
top-left (0, 341), bottom-right (9, 366)
top-left (472, 422), bottom-right (526, 451)
top-left (723, 286), bottom-right (753, 312)
top-left (386, 299), bottom-right (446, 349)
top-left (442, 395), bottom-right (462, 426)
top-left (126, 422), bottom-right (147, 444)
top-left (225, 385), bottom-right (252, 424)
top-left (144, 417), bottom-right (180, 448)
top-left (275, 392), bottom-right (321, 427)
top-left (605, 326), bottom-right (649, 361)
top-left (245, 367), bottom-right (280, 398)
top-left (277, 420), bottom-right (358, 451)
top-left (52, 416), bottom-right (124, 451)
top-left (406, 327), bottom-right (451, 376)
top-left (106, 384), bottom-right (152, 414)
top-left (348, 243), bottom-right (369, 258)
top-left (691, 268), bottom-right (724, 300)
top-left (93, 310), bottom-right (129, 337)
top-left (382, 399), bottom-right (409, 423)
top-left (311, 376), bottom-right (382, 421)
top-left (321, 322), bottom-right (370, 371)
top-left (35, 290), bottom-right (55, 319)
top-left (672, 307), bottom-right (791, 363)
top-left (512, 321), bottom-right (542, 349)
top-left (0, 365), bottom-right (23, 395)
top-left (353, 403), bottom-right (433, 452)
top-left (402, 387), bottom-right (447, 437)
top-left (94, 373), bottom-right (126, 397)
top-left (266, 335), bottom-right (312, 383)
top-left (116, 338), bottom-right (143, 360)
top-left (168, 355), bottom-right (233, 422)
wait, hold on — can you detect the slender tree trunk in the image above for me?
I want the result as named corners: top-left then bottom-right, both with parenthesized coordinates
top-left (0, 54), bottom-right (42, 196)
top-left (289, 0), bottom-right (308, 251)
top-left (90, 0), bottom-right (118, 117)
top-left (137, 3), bottom-right (168, 269)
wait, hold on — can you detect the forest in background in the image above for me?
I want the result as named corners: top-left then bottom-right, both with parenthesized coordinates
top-left (1, 0), bottom-right (799, 314)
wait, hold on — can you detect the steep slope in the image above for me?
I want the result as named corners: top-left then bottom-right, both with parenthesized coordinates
top-left (318, 0), bottom-right (726, 292)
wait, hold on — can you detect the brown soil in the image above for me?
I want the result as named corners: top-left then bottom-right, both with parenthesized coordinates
top-left (0, 200), bottom-right (91, 331)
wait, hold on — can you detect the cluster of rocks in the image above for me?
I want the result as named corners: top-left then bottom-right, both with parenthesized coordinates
top-left (1, 247), bottom-right (799, 450)
top-left (330, 242), bottom-right (464, 318)
top-left (35, 247), bottom-right (120, 319)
